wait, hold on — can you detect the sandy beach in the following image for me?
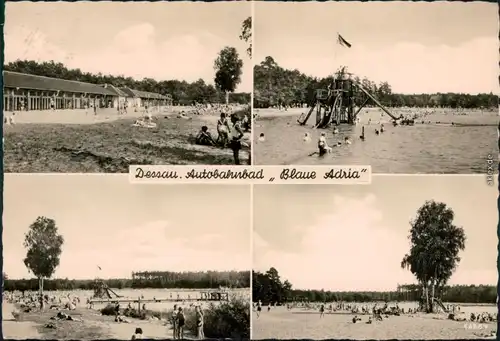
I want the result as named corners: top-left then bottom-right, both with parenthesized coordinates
top-left (4, 105), bottom-right (251, 172)
top-left (252, 307), bottom-right (496, 340)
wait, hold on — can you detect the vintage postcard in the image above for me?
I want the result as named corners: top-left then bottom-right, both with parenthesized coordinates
top-left (3, 1), bottom-right (252, 173)
top-left (253, 176), bottom-right (497, 339)
top-left (2, 175), bottom-right (251, 340)
top-left (252, 1), bottom-right (497, 174)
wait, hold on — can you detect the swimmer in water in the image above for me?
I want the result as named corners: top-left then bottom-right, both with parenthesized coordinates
top-left (258, 133), bottom-right (265, 142)
top-left (344, 137), bottom-right (351, 145)
top-left (359, 126), bottom-right (365, 141)
top-left (380, 124), bottom-right (385, 133)
top-left (333, 127), bottom-right (339, 134)
top-left (303, 132), bottom-right (311, 142)
top-left (317, 132), bottom-right (332, 156)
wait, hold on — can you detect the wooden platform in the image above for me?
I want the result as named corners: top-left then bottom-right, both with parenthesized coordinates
top-left (89, 291), bottom-right (229, 304)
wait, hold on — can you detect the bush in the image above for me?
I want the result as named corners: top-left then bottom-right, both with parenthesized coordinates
top-left (184, 296), bottom-right (250, 339)
top-left (100, 303), bottom-right (167, 321)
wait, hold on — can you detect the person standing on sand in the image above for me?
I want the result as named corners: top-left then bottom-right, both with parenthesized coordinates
top-left (177, 307), bottom-right (185, 339)
top-left (229, 114), bottom-right (244, 165)
top-left (195, 306), bottom-right (204, 339)
top-left (171, 304), bottom-right (178, 339)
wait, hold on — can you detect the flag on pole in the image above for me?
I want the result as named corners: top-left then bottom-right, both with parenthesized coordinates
top-left (337, 34), bottom-right (352, 48)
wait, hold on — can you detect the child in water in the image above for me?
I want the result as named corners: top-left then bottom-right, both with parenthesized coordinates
top-left (131, 327), bottom-right (143, 340)
top-left (318, 132), bottom-right (332, 156)
top-left (303, 132), bottom-right (311, 142)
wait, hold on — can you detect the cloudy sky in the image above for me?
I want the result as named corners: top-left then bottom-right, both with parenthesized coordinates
top-left (4, 175), bottom-right (251, 279)
top-left (5, 2), bottom-right (252, 92)
top-left (254, 176), bottom-right (497, 291)
top-left (255, 2), bottom-right (498, 94)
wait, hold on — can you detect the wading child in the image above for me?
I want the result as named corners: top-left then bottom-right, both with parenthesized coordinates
top-left (131, 327), bottom-right (143, 340)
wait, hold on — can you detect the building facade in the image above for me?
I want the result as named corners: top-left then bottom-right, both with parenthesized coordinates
top-left (3, 71), bottom-right (172, 112)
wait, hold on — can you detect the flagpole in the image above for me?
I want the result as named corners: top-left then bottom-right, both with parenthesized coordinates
top-left (334, 32), bottom-right (339, 76)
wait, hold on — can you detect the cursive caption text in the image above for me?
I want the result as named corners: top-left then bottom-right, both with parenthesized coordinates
top-left (130, 165), bottom-right (371, 184)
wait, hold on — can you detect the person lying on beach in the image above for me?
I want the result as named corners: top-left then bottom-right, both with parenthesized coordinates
top-left (132, 118), bottom-right (157, 128)
top-left (115, 315), bottom-right (131, 323)
top-left (195, 126), bottom-right (216, 146)
top-left (177, 112), bottom-right (192, 120)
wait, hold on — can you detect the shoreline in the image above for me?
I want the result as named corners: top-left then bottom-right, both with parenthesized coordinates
top-left (254, 107), bottom-right (498, 119)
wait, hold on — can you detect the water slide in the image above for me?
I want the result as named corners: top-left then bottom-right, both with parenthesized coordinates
top-left (106, 287), bottom-right (123, 298)
top-left (297, 105), bottom-right (315, 125)
top-left (433, 298), bottom-right (449, 313)
top-left (352, 80), bottom-right (399, 121)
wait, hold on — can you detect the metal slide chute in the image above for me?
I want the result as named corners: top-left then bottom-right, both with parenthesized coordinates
top-left (352, 80), bottom-right (399, 121)
top-left (432, 298), bottom-right (449, 313)
top-left (297, 105), bottom-right (316, 125)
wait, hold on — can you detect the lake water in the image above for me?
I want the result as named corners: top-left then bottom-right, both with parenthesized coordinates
top-left (253, 108), bottom-right (498, 174)
top-left (23, 288), bottom-right (250, 312)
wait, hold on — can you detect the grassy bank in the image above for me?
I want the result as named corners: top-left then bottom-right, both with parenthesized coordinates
top-left (4, 114), bottom-right (249, 173)
top-left (101, 296), bottom-right (250, 339)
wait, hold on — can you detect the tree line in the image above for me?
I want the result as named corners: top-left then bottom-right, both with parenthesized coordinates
top-left (253, 269), bottom-right (496, 305)
top-left (4, 270), bottom-right (250, 292)
top-left (4, 59), bottom-right (250, 105)
top-left (253, 201), bottom-right (496, 311)
top-left (253, 56), bottom-right (497, 109)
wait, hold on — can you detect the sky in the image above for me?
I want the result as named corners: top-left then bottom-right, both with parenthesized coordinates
top-left (254, 2), bottom-right (498, 95)
top-left (3, 175), bottom-right (251, 280)
top-left (253, 176), bottom-right (497, 292)
top-left (4, 2), bottom-right (252, 92)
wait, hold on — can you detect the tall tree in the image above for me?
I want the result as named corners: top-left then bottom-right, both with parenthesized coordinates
top-left (214, 47), bottom-right (243, 104)
top-left (401, 201), bottom-right (466, 313)
top-left (24, 216), bottom-right (64, 309)
top-left (239, 17), bottom-right (252, 58)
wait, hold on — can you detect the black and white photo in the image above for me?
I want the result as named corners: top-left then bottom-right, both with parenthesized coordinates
top-left (3, 175), bottom-right (251, 340)
top-left (252, 1), bottom-right (498, 173)
top-left (3, 1), bottom-right (252, 172)
top-left (252, 177), bottom-right (497, 339)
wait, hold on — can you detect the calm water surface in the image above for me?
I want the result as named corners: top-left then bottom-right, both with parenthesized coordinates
top-left (253, 108), bottom-right (498, 174)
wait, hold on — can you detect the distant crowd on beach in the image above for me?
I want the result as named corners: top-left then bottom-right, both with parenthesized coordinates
top-left (253, 300), bottom-right (498, 325)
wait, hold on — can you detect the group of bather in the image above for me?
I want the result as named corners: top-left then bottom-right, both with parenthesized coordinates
top-left (252, 300), bottom-right (498, 325)
top-left (4, 290), bottom-right (81, 313)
